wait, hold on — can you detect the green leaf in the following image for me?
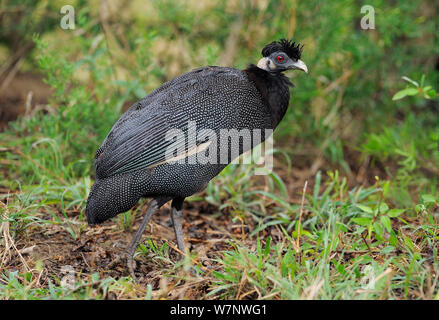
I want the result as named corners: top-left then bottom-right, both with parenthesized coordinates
top-left (352, 217), bottom-right (372, 226)
top-left (332, 260), bottom-right (348, 276)
top-left (421, 194), bottom-right (436, 204)
top-left (313, 171), bottom-right (321, 200)
top-left (380, 216), bottom-right (392, 232)
top-left (336, 221), bottom-right (348, 232)
top-left (392, 88), bottom-right (419, 100)
top-left (353, 255), bottom-right (372, 264)
top-left (264, 236), bottom-right (271, 257)
top-left (425, 89), bottom-right (437, 99)
top-left (405, 88), bottom-right (420, 96)
top-left (379, 203), bottom-right (389, 214)
top-left (373, 221), bottom-right (384, 240)
top-left (356, 204), bottom-right (373, 214)
top-left (403, 236), bottom-right (415, 251)
top-left (387, 208), bottom-right (405, 217)
top-left (389, 231), bottom-right (398, 246)
top-left (381, 246), bottom-right (395, 254)
top-left (268, 171), bottom-right (288, 198)
top-left (392, 90), bottom-right (408, 100)
top-left (382, 181), bottom-right (390, 197)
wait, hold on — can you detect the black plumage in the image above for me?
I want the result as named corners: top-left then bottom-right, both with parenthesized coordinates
top-left (85, 39), bottom-right (307, 279)
top-left (261, 39), bottom-right (304, 61)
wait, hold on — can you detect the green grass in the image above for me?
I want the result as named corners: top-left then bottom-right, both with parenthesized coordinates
top-left (0, 0), bottom-right (438, 300)
top-left (1, 166), bottom-right (437, 299)
top-left (206, 170), bottom-right (438, 299)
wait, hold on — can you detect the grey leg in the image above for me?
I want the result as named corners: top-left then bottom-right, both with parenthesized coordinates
top-left (170, 197), bottom-right (185, 254)
top-left (127, 197), bottom-right (170, 281)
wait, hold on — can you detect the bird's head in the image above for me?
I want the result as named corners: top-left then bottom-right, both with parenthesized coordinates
top-left (257, 39), bottom-right (308, 74)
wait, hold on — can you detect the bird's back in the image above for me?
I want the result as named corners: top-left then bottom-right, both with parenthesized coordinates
top-left (95, 66), bottom-right (272, 179)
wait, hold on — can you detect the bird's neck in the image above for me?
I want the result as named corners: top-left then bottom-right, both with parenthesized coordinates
top-left (243, 64), bottom-right (293, 128)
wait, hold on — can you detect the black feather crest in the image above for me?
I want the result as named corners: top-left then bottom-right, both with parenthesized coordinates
top-left (261, 39), bottom-right (303, 60)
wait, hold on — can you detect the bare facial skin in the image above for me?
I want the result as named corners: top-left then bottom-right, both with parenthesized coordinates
top-left (257, 57), bottom-right (275, 71)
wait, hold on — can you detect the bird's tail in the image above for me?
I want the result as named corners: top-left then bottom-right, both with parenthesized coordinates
top-left (85, 174), bottom-right (141, 225)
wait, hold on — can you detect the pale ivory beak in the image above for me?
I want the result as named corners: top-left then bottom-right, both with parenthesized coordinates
top-left (292, 59), bottom-right (308, 73)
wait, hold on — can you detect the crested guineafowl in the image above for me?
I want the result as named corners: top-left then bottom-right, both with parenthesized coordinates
top-left (86, 39), bottom-right (308, 279)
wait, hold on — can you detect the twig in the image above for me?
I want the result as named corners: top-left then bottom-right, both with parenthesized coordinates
top-left (296, 180), bottom-right (308, 251)
top-left (0, 56), bottom-right (24, 95)
top-left (235, 273), bottom-right (248, 300)
top-left (1, 200), bottom-right (31, 272)
top-left (360, 232), bottom-right (372, 253)
top-left (0, 199), bottom-right (12, 265)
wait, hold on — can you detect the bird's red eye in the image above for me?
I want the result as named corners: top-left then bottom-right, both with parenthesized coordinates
top-left (276, 55), bottom-right (284, 62)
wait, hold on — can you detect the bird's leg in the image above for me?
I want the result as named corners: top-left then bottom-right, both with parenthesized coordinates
top-left (127, 196), bottom-right (170, 281)
top-left (170, 197), bottom-right (186, 255)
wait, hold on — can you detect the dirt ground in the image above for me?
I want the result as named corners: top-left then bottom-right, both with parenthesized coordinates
top-left (2, 194), bottom-right (282, 299)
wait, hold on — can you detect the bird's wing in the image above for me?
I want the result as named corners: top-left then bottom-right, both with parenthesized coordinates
top-left (94, 107), bottom-right (189, 179)
top-left (94, 67), bottom-right (245, 179)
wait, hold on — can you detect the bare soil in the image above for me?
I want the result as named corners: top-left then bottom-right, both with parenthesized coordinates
top-left (2, 195), bottom-right (272, 298)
